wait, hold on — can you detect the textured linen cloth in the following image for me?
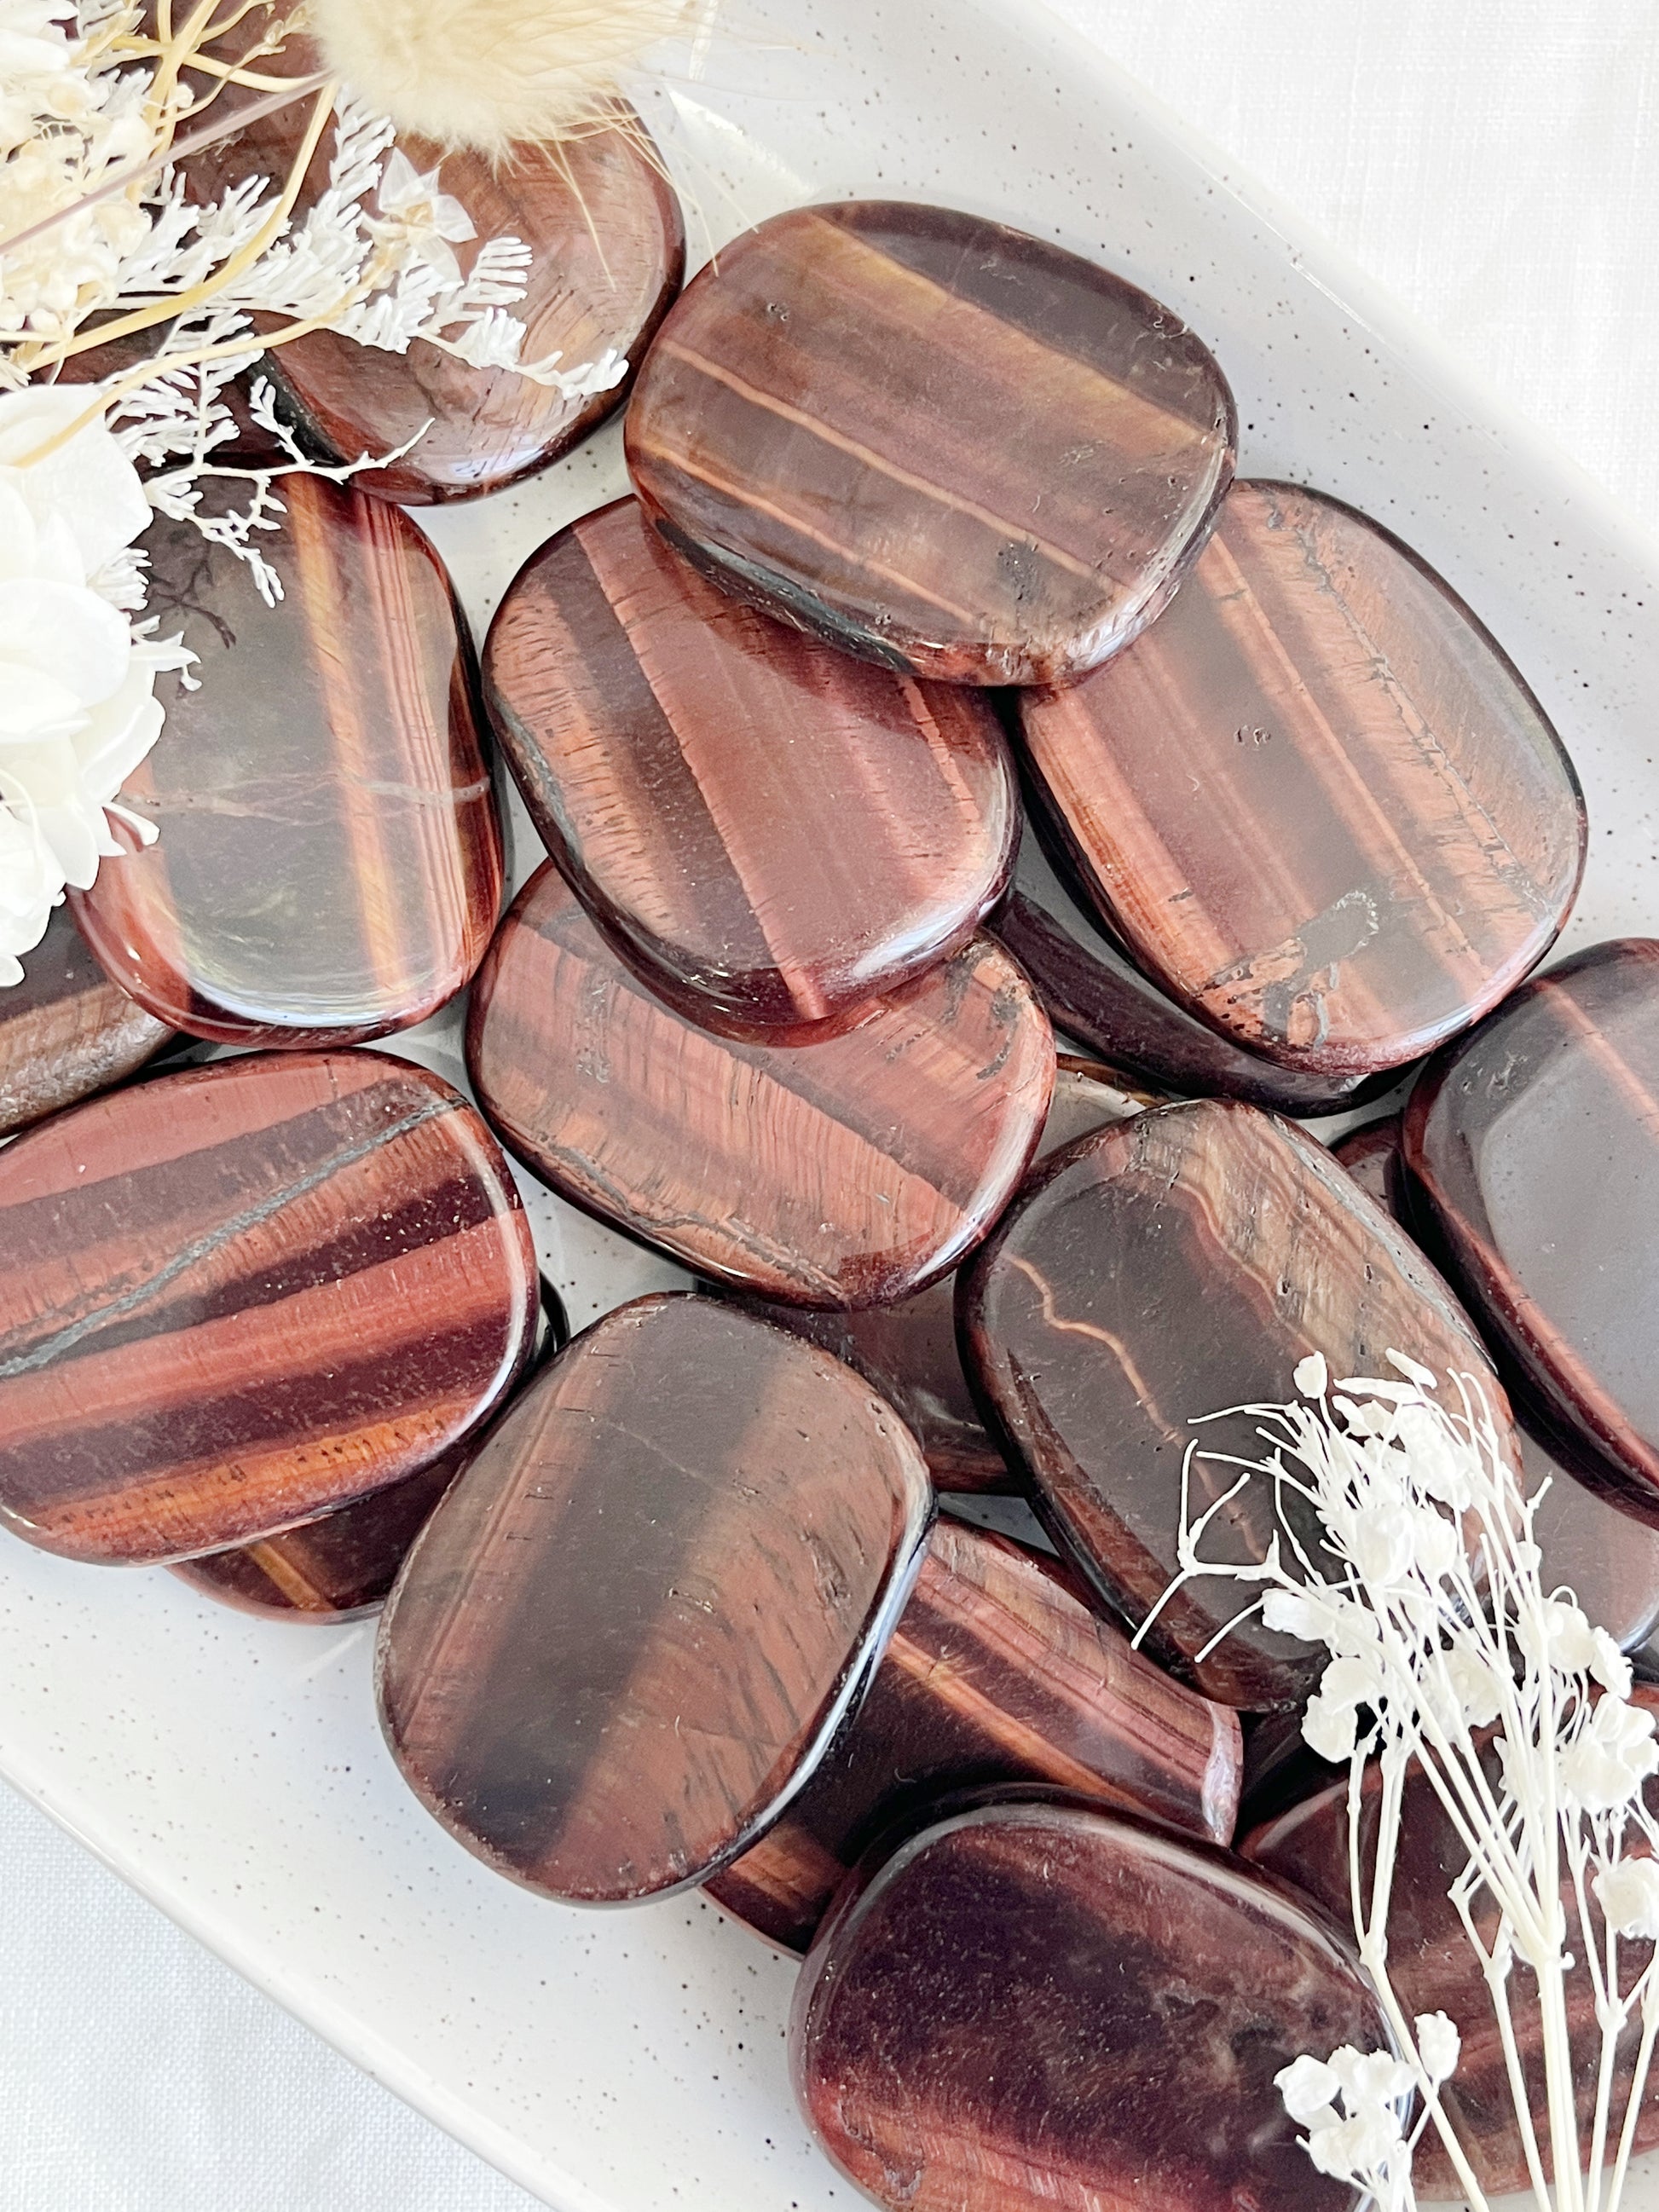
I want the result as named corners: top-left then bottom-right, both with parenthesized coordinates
top-left (4, 3), bottom-right (1657, 2206)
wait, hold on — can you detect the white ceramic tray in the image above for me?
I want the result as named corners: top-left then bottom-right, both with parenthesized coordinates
top-left (5, 2), bottom-right (1659, 2205)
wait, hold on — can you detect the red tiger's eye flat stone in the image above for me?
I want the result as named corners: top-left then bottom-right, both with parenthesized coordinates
top-left (1245, 1703), bottom-right (1659, 2199)
top-left (626, 200), bottom-right (1235, 686)
top-left (792, 1799), bottom-right (1388, 2212)
top-left (1333, 1105), bottom-right (1659, 1653)
top-left (0, 1051), bottom-right (537, 1565)
top-left (1406, 939), bottom-right (1659, 1522)
top-left (466, 865), bottom-right (1054, 1308)
top-left (483, 497), bottom-right (1017, 1038)
top-left (171, 1451), bottom-right (461, 1621)
top-left (733, 1054), bottom-right (1158, 1490)
top-left (1, 907), bottom-right (171, 1139)
top-left (1018, 481), bottom-right (1586, 1075)
top-left (993, 851), bottom-right (1394, 1118)
top-left (377, 1294), bottom-right (934, 1903)
top-left (962, 1098), bottom-right (1512, 1707)
top-left (706, 1518), bottom-right (1241, 1952)
top-left (72, 485), bottom-right (502, 1047)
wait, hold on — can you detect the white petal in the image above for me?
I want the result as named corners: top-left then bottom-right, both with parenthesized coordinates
top-left (0, 388), bottom-right (153, 572)
top-left (0, 659), bottom-right (87, 739)
top-left (1275, 2053), bottom-right (1342, 2125)
top-left (1294, 1352), bottom-right (1329, 1398)
top-left (1414, 2011), bottom-right (1462, 2082)
top-left (0, 578), bottom-right (130, 707)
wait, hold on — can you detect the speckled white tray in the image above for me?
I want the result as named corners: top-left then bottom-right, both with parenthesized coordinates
top-left (4, 2), bottom-right (1658, 2205)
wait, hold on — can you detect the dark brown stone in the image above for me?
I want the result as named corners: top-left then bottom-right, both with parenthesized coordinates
top-left (626, 200), bottom-right (1235, 686)
top-left (376, 1294), bottom-right (934, 1903)
top-left (961, 1098), bottom-right (1513, 1707)
top-left (1405, 939), bottom-right (1659, 1522)
top-left (792, 1798), bottom-right (1387, 2212)
top-left (0, 1050), bottom-right (538, 1565)
top-left (171, 1450), bottom-right (461, 1620)
top-left (1245, 1701), bottom-right (1659, 2199)
top-left (706, 1518), bottom-right (1241, 1952)
top-left (465, 864), bottom-right (1055, 1308)
top-left (1018, 481), bottom-right (1586, 1075)
top-left (731, 1054), bottom-right (1157, 1489)
top-left (71, 483), bottom-right (501, 1047)
top-left (1, 906), bottom-right (171, 1139)
top-left (1332, 1105), bottom-right (1659, 1654)
top-left (993, 845), bottom-right (1395, 1118)
top-left (483, 496), bottom-right (1018, 1038)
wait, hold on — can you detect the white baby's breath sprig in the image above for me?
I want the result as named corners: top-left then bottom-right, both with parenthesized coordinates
top-left (1142, 1354), bottom-right (1659, 2212)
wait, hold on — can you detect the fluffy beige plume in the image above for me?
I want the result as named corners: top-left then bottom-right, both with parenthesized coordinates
top-left (305, 0), bottom-right (696, 153)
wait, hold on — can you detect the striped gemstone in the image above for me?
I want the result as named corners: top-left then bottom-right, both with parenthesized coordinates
top-left (0, 906), bottom-right (171, 1139)
top-left (626, 200), bottom-right (1235, 686)
top-left (483, 496), bottom-right (1017, 1037)
top-left (0, 1051), bottom-right (537, 1564)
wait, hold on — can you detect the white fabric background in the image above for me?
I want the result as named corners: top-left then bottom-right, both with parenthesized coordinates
top-left (6, 3), bottom-right (1659, 2205)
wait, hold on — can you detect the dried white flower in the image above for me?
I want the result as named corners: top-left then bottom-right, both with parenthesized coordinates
top-left (1596, 1857), bottom-right (1659, 1942)
top-left (1559, 1695), bottom-right (1659, 1815)
top-left (1413, 2012), bottom-right (1461, 2084)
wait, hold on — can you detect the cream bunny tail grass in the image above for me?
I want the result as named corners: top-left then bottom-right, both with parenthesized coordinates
top-left (306, 0), bottom-right (698, 153)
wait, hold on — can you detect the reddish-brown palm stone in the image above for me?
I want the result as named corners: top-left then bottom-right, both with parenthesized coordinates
top-left (171, 1452), bottom-right (461, 1620)
top-left (1018, 481), bottom-right (1585, 1075)
top-left (0, 1051), bottom-right (537, 1565)
top-left (183, 57), bottom-right (682, 504)
top-left (377, 1294), bottom-right (934, 1903)
top-left (961, 1098), bottom-right (1513, 1707)
top-left (1245, 1701), bottom-right (1659, 2199)
top-left (1, 906), bottom-right (171, 1139)
top-left (1406, 939), bottom-right (1659, 1522)
top-left (72, 484), bottom-right (501, 1046)
top-left (733, 1054), bottom-right (1157, 1489)
top-left (993, 857), bottom-right (1393, 1118)
top-left (1332, 1104), bottom-right (1659, 1653)
top-left (483, 496), bottom-right (1017, 1038)
top-left (466, 864), bottom-right (1054, 1308)
top-left (705, 1519), bottom-right (1240, 1952)
top-left (793, 1798), bottom-right (1388, 2212)
top-left (626, 200), bottom-right (1235, 686)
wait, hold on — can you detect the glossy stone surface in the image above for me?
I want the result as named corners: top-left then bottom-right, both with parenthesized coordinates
top-left (1246, 1703), bottom-right (1659, 2199)
top-left (0, 1052), bottom-right (537, 1565)
top-left (0, 906), bottom-right (171, 1138)
top-left (792, 1799), bottom-right (1386, 2212)
top-left (732, 1055), bottom-right (1157, 1489)
top-left (1019, 481), bottom-right (1586, 1075)
top-left (1332, 1104), bottom-right (1659, 1653)
top-left (483, 497), bottom-right (1017, 1037)
top-left (72, 486), bottom-right (501, 1047)
top-left (193, 82), bottom-right (682, 503)
top-left (1406, 939), bottom-right (1659, 1521)
top-left (706, 1518), bottom-right (1240, 1952)
top-left (171, 1452), bottom-right (461, 1620)
top-left (466, 865), bottom-right (1054, 1308)
top-left (377, 1294), bottom-right (934, 1903)
top-left (994, 844), bottom-right (1393, 1118)
top-left (962, 1097), bottom-right (1511, 1707)
top-left (626, 200), bottom-right (1235, 686)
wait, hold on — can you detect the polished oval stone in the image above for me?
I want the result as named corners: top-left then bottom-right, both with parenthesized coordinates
top-left (483, 496), bottom-right (1017, 1038)
top-left (466, 864), bottom-right (1054, 1308)
top-left (378, 1294), bottom-right (934, 1903)
top-left (1245, 1701), bottom-right (1659, 2199)
top-left (994, 842), bottom-right (1394, 1118)
top-left (706, 1518), bottom-right (1241, 1952)
top-left (732, 1054), bottom-right (1158, 1489)
top-left (0, 906), bottom-right (171, 1139)
top-left (793, 1798), bottom-right (1387, 2212)
top-left (187, 69), bottom-right (682, 504)
top-left (1406, 938), bottom-right (1659, 1522)
top-left (0, 1050), bottom-right (537, 1565)
top-left (1018, 480), bottom-right (1586, 1075)
top-left (1332, 1104), bottom-right (1659, 1653)
top-left (171, 1452), bottom-right (461, 1621)
top-left (71, 484), bottom-right (502, 1046)
top-left (962, 1097), bottom-right (1512, 1707)
top-left (626, 200), bottom-right (1235, 686)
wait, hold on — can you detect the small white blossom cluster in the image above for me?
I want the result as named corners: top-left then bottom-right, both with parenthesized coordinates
top-left (1147, 1352), bottom-right (1659, 2212)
